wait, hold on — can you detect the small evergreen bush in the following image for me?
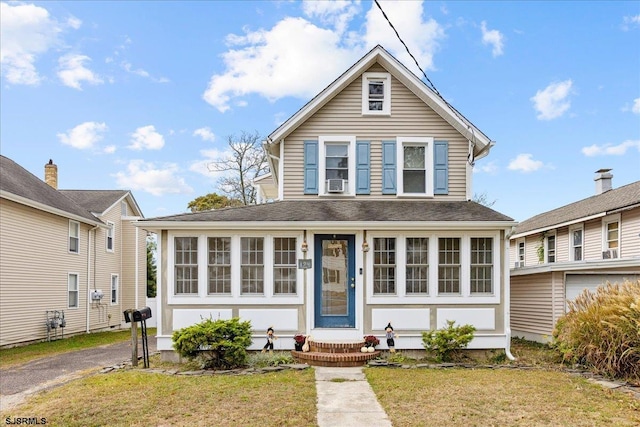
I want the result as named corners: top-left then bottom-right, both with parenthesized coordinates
top-left (422, 320), bottom-right (476, 362)
top-left (172, 317), bottom-right (252, 369)
top-left (552, 279), bottom-right (640, 384)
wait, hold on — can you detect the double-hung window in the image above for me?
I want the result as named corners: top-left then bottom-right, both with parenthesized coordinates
top-left (603, 217), bottom-right (620, 258)
top-left (362, 72), bottom-right (391, 115)
top-left (208, 237), bottom-right (231, 294)
top-left (438, 238), bottom-right (460, 294)
top-left (241, 237), bottom-right (264, 294)
top-left (373, 238), bottom-right (396, 294)
top-left (106, 221), bottom-right (115, 252)
top-left (69, 221), bottom-right (80, 254)
top-left (274, 237), bottom-right (297, 294)
top-left (570, 226), bottom-right (583, 261)
top-left (319, 136), bottom-right (356, 195)
top-left (68, 273), bottom-right (79, 308)
top-left (546, 234), bottom-right (556, 263)
top-left (471, 238), bottom-right (493, 294)
top-left (111, 274), bottom-right (119, 304)
top-left (396, 137), bottom-right (434, 196)
top-left (517, 240), bottom-right (525, 266)
top-left (406, 238), bottom-right (428, 294)
top-left (175, 237), bottom-right (198, 294)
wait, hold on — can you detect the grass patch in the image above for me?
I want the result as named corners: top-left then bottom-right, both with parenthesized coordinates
top-left (366, 367), bottom-right (640, 426)
top-left (1, 369), bottom-right (317, 426)
top-left (0, 328), bottom-right (155, 369)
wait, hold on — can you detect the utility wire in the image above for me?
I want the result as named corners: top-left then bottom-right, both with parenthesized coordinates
top-left (373, 0), bottom-right (479, 164)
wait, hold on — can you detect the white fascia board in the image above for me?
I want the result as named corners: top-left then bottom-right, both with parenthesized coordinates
top-left (1, 190), bottom-right (105, 228)
top-left (510, 213), bottom-right (605, 240)
top-left (510, 258), bottom-right (640, 276)
top-left (132, 220), bottom-right (515, 231)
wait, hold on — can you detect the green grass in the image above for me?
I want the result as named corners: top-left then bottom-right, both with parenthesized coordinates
top-left (1, 369), bottom-right (317, 426)
top-left (0, 328), bottom-right (155, 369)
top-left (366, 367), bottom-right (640, 427)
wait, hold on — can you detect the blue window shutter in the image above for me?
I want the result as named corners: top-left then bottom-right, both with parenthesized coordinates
top-left (304, 140), bottom-right (318, 194)
top-left (434, 140), bottom-right (449, 195)
top-left (356, 141), bottom-right (370, 194)
top-left (382, 141), bottom-right (396, 194)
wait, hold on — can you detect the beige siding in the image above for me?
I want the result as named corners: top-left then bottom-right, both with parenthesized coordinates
top-left (282, 64), bottom-right (469, 200)
top-left (555, 227), bottom-right (569, 262)
top-left (621, 208), bottom-right (640, 259)
top-left (510, 272), bottom-right (556, 337)
top-left (0, 200), bottom-right (91, 346)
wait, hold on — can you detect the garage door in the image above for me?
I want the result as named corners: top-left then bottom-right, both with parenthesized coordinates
top-left (565, 274), bottom-right (639, 304)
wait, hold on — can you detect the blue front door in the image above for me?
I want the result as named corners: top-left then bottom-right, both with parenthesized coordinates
top-left (314, 234), bottom-right (356, 328)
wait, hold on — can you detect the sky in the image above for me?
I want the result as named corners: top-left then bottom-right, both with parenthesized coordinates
top-left (1, 0), bottom-right (639, 222)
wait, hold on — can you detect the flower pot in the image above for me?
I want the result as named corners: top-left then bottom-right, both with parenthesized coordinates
top-left (294, 343), bottom-right (303, 352)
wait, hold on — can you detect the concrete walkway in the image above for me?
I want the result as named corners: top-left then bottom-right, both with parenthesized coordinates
top-left (315, 366), bottom-right (392, 427)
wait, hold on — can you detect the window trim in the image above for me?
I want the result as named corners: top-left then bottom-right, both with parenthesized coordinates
top-left (516, 239), bottom-right (525, 267)
top-left (602, 214), bottom-right (621, 256)
top-left (110, 274), bottom-right (119, 305)
top-left (545, 232), bottom-right (556, 263)
top-left (396, 137), bottom-right (434, 197)
top-left (106, 221), bottom-right (115, 252)
top-left (569, 225), bottom-right (583, 262)
top-left (69, 220), bottom-right (80, 254)
top-left (361, 72), bottom-right (391, 116)
top-left (318, 135), bottom-right (356, 196)
top-left (167, 232), bottom-right (304, 305)
top-left (367, 232), bottom-right (500, 305)
top-left (68, 273), bottom-right (79, 308)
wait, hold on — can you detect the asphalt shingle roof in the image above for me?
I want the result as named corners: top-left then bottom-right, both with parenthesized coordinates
top-left (515, 180), bottom-right (640, 235)
top-left (60, 190), bottom-right (129, 215)
top-left (141, 200), bottom-right (513, 223)
top-left (0, 155), bottom-right (100, 223)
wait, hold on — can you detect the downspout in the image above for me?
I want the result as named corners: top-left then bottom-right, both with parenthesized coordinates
top-left (87, 225), bottom-right (99, 333)
top-left (135, 226), bottom-right (139, 309)
top-left (504, 226), bottom-right (516, 360)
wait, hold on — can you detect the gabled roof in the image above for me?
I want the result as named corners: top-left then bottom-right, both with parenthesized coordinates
top-left (513, 180), bottom-right (640, 237)
top-left (266, 45), bottom-right (493, 159)
top-left (0, 155), bottom-right (102, 225)
top-left (60, 190), bottom-right (144, 217)
top-left (139, 200), bottom-right (513, 229)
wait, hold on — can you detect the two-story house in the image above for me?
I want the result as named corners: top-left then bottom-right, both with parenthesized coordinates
top-left (0, 156), bottom-right (147, 347)
top-left (137, 45), bottom-right (516, 361)
top-left (509, 170), bottom-right (640, 343)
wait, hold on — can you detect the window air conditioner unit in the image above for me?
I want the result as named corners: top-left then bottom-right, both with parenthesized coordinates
top-left (602, 249), bottom-right (618, 259)
top-left (514, 261), bottom-right (524, 268)
top-left (327, 179), bottom-right (345, 193)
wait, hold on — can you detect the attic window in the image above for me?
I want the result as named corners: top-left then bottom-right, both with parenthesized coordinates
top-left (362, 72), bottom-right (391, 115)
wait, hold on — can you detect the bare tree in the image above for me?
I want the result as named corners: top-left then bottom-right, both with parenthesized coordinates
top-left (472, 191), bottom-right (497, 208)
top-left (207, 131), bottom-right (269, 205)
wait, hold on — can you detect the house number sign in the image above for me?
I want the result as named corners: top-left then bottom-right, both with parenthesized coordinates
top-left (298, 259), bottom-right (312, 269)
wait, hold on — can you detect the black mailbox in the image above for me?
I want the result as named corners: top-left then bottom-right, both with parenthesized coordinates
top-left (132, 306), bottom-right (152, 322)
top-left (123, 309), bottom-right (133, 323)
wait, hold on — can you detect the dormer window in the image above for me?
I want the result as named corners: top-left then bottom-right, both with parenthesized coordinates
top-left (362, 72), bottom-right (391, 115)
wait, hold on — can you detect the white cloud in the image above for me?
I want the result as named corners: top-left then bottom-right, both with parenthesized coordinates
top-left (57, 121), bottom-right (108, 149)
top-left (0, 2), bottom-right (67, 85)
top-left (480, 21), bottom-right (504, 57)
top-left (114, 160), bottom-right (193, 196)
top-left (622, 14), bottom-right (640, 31)
top-left (581, 140), bottom-right (640, 156)
top-left (473, 160), bottom-right (498, 174)
top-left (508, 153), bottom-right (544, 173)
top-left (632, 98), bottom-right (640, 114)
top-left (103, 145), bottom-right (116, 154)
top-left (121, 60), bottom-right (169, 83)
top-left (203, 0), bottom-right (444, 112)
top-left (530, 80), bottom-right (573, 120)
top-left (189, 148), bottom-right (226, 178)
top-left (128, 125), bottom-right (165, 150)
top-left (57, 54), bottom-right (103, 89)
top-left (193, 127), bottom-right (216, 142)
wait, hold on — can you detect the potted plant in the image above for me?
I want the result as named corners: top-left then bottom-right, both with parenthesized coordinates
top-left (293, 334), bottom-right (306, 351)
top-left (363, 335), bottom-right (380, 352)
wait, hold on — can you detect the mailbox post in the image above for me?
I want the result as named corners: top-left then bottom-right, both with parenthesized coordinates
top-left (123, 307), bottom-right (152, 368)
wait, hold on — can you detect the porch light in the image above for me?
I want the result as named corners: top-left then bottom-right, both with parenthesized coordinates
top-left (301, 240), bottom-right (308, 253)
top-left (362, 240), bottom-right (370, 252)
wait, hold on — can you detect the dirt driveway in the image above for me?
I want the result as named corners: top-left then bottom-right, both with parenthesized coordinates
top-left (0, 336), bottom-right (157, 410)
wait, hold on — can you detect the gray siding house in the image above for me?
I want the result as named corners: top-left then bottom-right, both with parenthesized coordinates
top-left (509, 170), bottom-right (640, 342)
top-left (0, 156), bottom-right (146, 347)
top-left (137, 46), bottom-right (516, 360)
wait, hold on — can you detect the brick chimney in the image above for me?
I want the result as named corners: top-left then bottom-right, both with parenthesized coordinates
top-left (44, 159), bottom-right (58, 189)
top-left (594, 168), bottom-right (612, 195)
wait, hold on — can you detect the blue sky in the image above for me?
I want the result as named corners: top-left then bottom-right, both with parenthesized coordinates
top-left (1, 0), bottom-right (638, 222)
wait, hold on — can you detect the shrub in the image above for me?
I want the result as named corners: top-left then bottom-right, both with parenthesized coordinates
top-left (172, 317), bottom-right (252, 369)
top-left (248, 351), bottom-right (294, 368)
top-left (552, 279), bottom-right (640, 384)
top-left (422, 320), bottom-right (476, 362)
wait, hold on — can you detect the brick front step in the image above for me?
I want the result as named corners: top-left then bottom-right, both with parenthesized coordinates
top-left (309, 340), bottom-right (366, 353)
top-left (292, 349), bottom-right (380, 367)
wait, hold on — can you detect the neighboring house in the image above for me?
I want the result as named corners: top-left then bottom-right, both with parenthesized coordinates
top-left (509, 169), bottom-right (640, 343)
top-left (137, 45), bottom-right (516, 361)
top-left (0, 156), bottom-right (147, 347)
